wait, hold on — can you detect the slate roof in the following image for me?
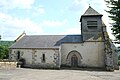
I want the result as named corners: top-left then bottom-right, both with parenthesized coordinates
top-left (10, 35), bottom-right (82, 49)
top-left (82, 6), bottom-right (103, 16)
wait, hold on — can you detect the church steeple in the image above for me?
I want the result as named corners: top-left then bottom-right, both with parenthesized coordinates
top-left (80, 6), bottom-right (103, 41)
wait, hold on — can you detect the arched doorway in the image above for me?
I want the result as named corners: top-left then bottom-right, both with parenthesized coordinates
top-left (66, 50), bottom-right (82, 67)
top-left (71, 54), bottom-right (78, 67)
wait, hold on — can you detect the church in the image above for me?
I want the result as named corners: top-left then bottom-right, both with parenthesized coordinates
top-left (9, 6), bottom-right (119, 71)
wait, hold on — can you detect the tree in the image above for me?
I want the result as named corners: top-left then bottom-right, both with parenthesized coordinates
top-left (105, 0), bottom-right (120, 41)
top-left (0, 35), bottom-right (1, 40)
top-left (0, 45), bottom-right (9, 59)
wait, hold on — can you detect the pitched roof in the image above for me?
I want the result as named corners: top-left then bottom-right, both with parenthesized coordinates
top-left (82, 6), bottom-right (103, 16)
top-left (80, 6), bottom-right (103, 21)
top-left (10, 35), bottom-right (82, 49)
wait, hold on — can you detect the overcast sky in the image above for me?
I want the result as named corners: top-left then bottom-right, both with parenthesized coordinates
top-left (0, 0), bottom-right (115, 41)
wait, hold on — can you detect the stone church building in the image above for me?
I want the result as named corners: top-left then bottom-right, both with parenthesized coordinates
top-left (9, 6), bottom-right (119, 71)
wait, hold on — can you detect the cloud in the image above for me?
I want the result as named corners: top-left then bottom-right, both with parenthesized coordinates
top-left (0, 12), bottom-right (12, 20)
top-left (0, 0), bottom-right (35, 9)
top-left (59, 27), bottom-right (81, 35)
top-left (33, 6), bottom-right (45, 16)
top-left (74, 0), bottom-right (81, 5)
top-left (68, 0), bottom-right (106, 13)
top-left (37, 7), bottom-right (45, 14)
top-left (68, 0), bottom-right (88, 12)
top-left (42, 19), bottom-right (67, 27)
top-left (0, 11), bottom-right (68, 40)
top-left (0, 12), bottom-right (43, 40)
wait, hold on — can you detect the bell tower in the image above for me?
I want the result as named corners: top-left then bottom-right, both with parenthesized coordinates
top-left (80, 6), bottom-right (103, 41)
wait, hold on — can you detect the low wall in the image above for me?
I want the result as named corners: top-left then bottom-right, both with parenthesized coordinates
top-left (0, 62), bottom-right (17, 69)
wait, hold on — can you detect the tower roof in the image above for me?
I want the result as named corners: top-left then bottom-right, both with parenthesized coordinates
top-left (80, 6), bottom-right (103, 21)
top-left (83, 6), bottom-right (103, 16)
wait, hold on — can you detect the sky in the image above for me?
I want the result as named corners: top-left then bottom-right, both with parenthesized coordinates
top-left (0, 0), bottom-right (115, 41)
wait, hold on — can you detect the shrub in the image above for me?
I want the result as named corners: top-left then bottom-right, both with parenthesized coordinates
top-left (0, 45), bottom-right (9, 59)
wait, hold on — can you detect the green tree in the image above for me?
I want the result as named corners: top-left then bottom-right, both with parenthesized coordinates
top-left (106, 0), bottom-right (120, 41)
top-left (0, 45), bottom-right (9, 59)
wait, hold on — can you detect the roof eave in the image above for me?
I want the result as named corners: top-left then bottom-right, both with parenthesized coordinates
top-left (9, 47), bottom-right (60, 49)
top-left (80, 15), bottom-right (103, 22)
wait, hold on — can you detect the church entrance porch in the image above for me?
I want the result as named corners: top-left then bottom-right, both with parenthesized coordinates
top-left (66, 50), bottom-right (82, 67)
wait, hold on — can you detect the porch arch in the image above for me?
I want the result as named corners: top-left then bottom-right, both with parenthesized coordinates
top-left (66, 50), bottom-right (82, 67)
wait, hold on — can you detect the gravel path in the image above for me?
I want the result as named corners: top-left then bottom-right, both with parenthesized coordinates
top-left (0, 68), bottom-right (120, 80)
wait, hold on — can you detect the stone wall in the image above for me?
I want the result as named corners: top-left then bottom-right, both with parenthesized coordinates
top-left (0, 62), bottom-right (17, 69)
top-left (10, 48), bottom-right (60, 69)
top-left (61, 42), bottom-right (105, 68)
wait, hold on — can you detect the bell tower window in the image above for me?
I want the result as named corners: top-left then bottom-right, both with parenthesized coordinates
top-left (87, 21), bottom-right (97, 30)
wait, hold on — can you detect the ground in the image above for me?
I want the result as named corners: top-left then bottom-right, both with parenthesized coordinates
top-left (0, 68), bottom-right (120, 80)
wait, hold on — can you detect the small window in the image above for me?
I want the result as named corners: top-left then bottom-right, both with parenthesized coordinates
top-left (42, 54), bottom-right (45, 63)
top-left (87, 21), bottom-right (97, 30)
top-left (17, 51), bottom-right (20, 60)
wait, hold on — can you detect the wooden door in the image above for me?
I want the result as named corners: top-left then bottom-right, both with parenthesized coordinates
top-left (71, 54), bottom-right (78, 67)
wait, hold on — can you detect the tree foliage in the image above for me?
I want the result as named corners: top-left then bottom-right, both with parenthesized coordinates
top-left (106, 0), bottom-right (120, 41)
top-left (0, 45), bottom-right (9, 59)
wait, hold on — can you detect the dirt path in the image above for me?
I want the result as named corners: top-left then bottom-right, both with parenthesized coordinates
top-left (0, 68), bottom-right (120, 80)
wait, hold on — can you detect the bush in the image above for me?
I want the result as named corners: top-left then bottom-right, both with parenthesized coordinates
top-left (0, 45), bottom-right (9, 59)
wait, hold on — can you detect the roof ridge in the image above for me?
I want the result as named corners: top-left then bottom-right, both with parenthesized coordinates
top-left (25, 34), bottom-right (81, 36)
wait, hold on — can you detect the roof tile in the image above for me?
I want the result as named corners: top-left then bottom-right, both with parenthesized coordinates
top-left (10, 35), bottom-right (82, 49)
